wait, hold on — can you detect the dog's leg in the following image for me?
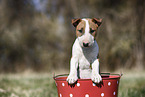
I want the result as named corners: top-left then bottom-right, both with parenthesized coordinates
top-left (67, 56), bottom-right (78, 84)
top-left (91, 59), bottom-right (102, 83)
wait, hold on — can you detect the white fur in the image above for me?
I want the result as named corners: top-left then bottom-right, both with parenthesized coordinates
top-left (67, 19), bottom-right (102, 84)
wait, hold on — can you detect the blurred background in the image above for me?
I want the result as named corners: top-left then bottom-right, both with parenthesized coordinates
top-left (0, 0), bottom-right (144, 73)
top-left (0, 0), bottom-right (145, 97)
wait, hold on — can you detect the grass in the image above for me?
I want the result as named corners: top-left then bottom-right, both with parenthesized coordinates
top-left (0, 71), bottom-right (145, 97)
top-left (0, 72), bottom-right (57, 97)
top-left (118, 71), bottom-right (145, 97)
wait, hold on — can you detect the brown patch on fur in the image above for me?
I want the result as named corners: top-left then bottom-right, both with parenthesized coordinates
top-left (73, 18), bottom-right (102, 37)
top-left (92, 18), bottom-right (102, 27)
top-left (72, 19), bottom-right (81, 27)
top-left (75, 20), bottom-right (85, 37)
top-left (89, 19), bottom-right (98, 37)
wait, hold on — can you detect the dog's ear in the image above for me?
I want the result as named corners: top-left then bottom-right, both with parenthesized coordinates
top-left (72, 18), bottom-right (81, 27)
top-left (92, 18), bottom-right (102, 27)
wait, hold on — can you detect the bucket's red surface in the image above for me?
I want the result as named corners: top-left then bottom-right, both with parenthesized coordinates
top-left (54, 73), bottom-right (121, 97)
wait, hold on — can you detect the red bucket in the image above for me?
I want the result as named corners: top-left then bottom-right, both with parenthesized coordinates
top-left (53, 73), bottom-right (122, 97)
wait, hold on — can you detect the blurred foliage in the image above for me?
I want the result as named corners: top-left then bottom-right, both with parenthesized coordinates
top-left (0, 0), bottom-right (144, 72)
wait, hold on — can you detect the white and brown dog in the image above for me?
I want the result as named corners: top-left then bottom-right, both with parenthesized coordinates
top-left (67, 18), bottom-right (102, 84)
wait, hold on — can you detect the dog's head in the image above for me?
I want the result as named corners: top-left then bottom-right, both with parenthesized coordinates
top-left (72, 18), bottom-right (102, 47)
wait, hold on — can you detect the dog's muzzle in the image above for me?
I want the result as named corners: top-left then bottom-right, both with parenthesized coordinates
top-left (83, 42), bottom-right (89, 47)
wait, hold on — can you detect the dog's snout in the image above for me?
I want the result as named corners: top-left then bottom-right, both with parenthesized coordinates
top-left (83, 42), bottom-right (89, 47)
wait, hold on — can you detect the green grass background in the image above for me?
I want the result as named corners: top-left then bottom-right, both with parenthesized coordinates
top-left (0, 71), bottom-right (145, 97)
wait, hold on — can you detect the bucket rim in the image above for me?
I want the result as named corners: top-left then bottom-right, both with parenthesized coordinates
top-left (53, 73), bottom-right (122, 81)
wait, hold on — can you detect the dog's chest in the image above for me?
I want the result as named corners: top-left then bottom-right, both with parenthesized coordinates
top-left (78, 47), bottom-right (98, 69)
top-left (79, 55), bottom-right (90, 69)
top-left (72, 39), bottom-right (99, 69)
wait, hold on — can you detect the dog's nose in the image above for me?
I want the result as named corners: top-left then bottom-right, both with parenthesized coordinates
top-left (83, 43), bottom-right (89, 47)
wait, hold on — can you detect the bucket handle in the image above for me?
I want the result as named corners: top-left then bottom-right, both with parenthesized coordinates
top-left (53, 72), bottom-right (123, 79)
top-left (53, 73), bottom-right (68, 80)
top-left (120, 72), bottom-right (123, 77)
top-left (53, 73), bottom-right (111, 79)
top-left (101, 72), bottom-right (123, 78)
top-left (101, 73), bottom-right (110, 75)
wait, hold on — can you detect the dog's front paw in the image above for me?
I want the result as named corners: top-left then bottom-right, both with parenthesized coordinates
top-left (67, 74), bottom-right (78, 84)
top-left (91, 73), bottom-right (102, 83)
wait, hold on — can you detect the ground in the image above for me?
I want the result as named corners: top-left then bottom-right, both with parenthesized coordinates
top-left (0, 71), bottom-right (145, 97)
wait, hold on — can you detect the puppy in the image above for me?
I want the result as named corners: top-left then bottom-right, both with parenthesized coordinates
top-left (67, 18), bottom-right (102, 84)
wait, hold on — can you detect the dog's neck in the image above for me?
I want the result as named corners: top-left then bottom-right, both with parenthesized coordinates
top-left (82, 40), bottom-right (97, 52)
top-left (81, 40), bottom-right (98, 63)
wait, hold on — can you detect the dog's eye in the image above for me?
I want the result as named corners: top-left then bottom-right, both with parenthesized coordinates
top-left (78, 28), bottom-right (83, 33)
top-left (90, 28), bottom-right (95, 34)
